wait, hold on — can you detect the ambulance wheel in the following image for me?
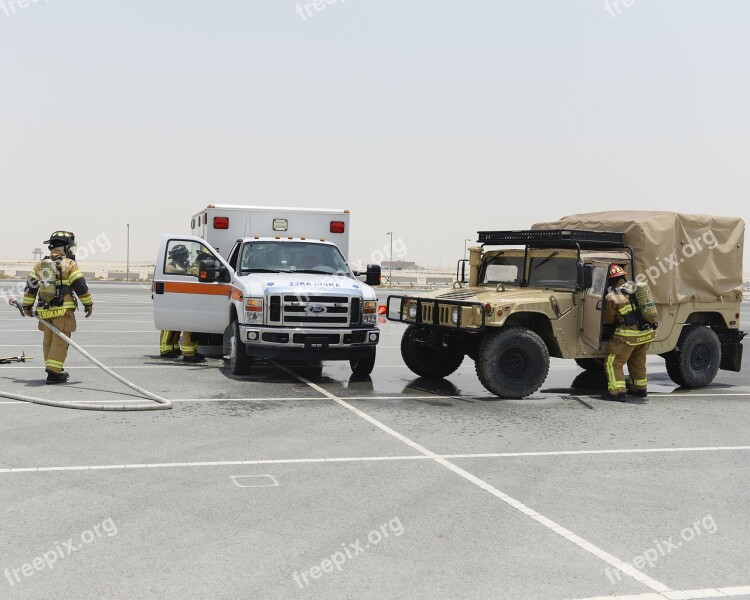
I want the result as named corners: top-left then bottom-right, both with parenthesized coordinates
top-left (350, 348), bottom-right (376, 377)
top-left (475, 327), bottom-right (549, 399)
top-left (400, 325), bottom-right (464, 379)
top-left (575, 358), bottom-right (604, 371)
top-left (664, 325), bottom-right (720, 388)
top-left (230, 319), bottom-right (252, 375)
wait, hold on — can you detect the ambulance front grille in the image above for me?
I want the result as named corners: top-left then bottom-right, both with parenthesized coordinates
top-left (281, 295), bottom-right (353, 328)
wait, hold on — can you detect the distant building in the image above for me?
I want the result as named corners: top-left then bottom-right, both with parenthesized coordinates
top-left (382, 260), bottom-right (417, 270)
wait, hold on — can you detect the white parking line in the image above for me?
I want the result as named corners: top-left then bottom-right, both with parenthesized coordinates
top-left (277, 365), bottom-right (673, 594)
top-left (570, 585), bottom-right (750, 599)
top-left (2, 392), bottom-right (750, 405)
top-left (2, 446), bottom-right (748, 472)
top-left (0, 330), bottom-right (156, 333)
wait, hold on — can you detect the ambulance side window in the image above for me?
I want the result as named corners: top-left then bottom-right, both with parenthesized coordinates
top-left (228, 242), bottom-right (241, 270)
top-left (164, 240), bottom-right (217, 277)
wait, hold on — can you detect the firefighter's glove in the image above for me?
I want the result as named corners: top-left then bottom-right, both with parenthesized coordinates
top-left (22, 307), bottom-right (34, 318)
top-left (84, 304), bottom-right (93, 318)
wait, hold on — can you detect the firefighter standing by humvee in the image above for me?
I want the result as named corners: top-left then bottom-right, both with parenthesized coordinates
top-left (602, 264), bottom-right (659, 401)
top-left (21, 231), bottom-right (93, 384)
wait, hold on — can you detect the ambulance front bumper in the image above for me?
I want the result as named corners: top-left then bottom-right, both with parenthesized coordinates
top-left (239, 325), bottom-right (379, 359)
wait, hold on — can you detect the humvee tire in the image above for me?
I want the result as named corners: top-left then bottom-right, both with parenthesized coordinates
top-left (230, 318), bottom-right (253, 375)
top-left (475, 327), bottom-right (550, 398)
top-left (401, 325), bottom-right (464, 379)
top-left (664, 324), bottom-right (721, 388)
top-left (575, 358), bottom-right (605, 371)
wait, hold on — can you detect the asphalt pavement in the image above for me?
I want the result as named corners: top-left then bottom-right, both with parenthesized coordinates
top-left (0, 283), bottom-right (748, 600)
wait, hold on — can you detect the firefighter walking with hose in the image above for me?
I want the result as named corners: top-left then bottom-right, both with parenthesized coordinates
top-left (602, 264), bottom-right (658, 402)
top-left (21, 231), bottom-right (94, 384)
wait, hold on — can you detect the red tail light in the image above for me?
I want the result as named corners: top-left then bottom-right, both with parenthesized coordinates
top-left (214, 217), bottom-right (229, 229)
top-left (330, 221), bottom-right (345, 234)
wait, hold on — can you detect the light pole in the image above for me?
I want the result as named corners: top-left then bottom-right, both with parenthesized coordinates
top-left (386, 231), bottom-right (393, 285)
top-left (126, 223), bottom-right (130, 283)
top-left (464, 238), bottom-right (471, 259)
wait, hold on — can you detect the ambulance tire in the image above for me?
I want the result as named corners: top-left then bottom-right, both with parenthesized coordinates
top-left (475, 327), bottom-right (549, 399)
top-left (230, 319), bottom-right (252, 375)
top-left (350, 348), bottom-right (376, 377)
top-left (664, 325), bottom-right (720, 388)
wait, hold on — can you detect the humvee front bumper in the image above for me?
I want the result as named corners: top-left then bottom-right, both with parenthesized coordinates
top-left (386, 295), bottom-right (486, 332)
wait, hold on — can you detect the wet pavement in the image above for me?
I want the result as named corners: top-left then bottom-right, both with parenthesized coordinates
top-left (0, 284), bottom-right (748, 599)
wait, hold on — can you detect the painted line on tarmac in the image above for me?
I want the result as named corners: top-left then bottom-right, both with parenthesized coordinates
top-left (0, 330), bottom-right (156, 333)
top-left (276, 364), bottom-right (672, 594)
top-left (0, 455), bottom-right (430, 473)
top-left (5, 446), bottom-right (750, 474)
top-left (570, 584), bottom-right (750, 599)
top-left (4, 446), bottom-right (748, 472)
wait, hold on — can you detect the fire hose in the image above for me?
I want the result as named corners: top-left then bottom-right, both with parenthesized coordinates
top-left (1, 299), bottom-right (172, 411)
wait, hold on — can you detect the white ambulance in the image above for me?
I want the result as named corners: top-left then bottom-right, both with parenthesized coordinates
top-left (153, 205), bottom-right (381, 375)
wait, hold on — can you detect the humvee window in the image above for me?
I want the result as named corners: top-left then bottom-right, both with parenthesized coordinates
top-left (528, 256), bottom-right (578, 289)
top-left (483, 256), bottom-right (524, 285)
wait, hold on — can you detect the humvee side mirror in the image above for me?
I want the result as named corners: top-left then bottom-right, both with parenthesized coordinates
top-left (198, 259), bottom-right (228, 283)
top-left (456, 259), bottom-right (468, 284)
top-left (577, 263), bottom-right (593, 290)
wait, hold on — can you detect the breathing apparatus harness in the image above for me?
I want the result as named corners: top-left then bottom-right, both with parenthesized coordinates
top-left (37, 254), bottom-right (74, 312)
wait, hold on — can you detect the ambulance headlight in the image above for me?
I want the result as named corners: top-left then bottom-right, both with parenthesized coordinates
top-left (245, 299), bottom-right (263, 322)
top-left (451, 307), bottom-right (460, 324)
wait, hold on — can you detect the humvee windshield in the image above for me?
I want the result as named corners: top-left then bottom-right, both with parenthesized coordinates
top-left (527, 256), bottom-right (578, 289)
top-left (482, 256), bottom-right (524, 285)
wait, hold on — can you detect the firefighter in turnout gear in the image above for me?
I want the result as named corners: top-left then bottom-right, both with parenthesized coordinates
top-left (159, 244), bottom-right (204, 363)
top-left (602, 264), bottom-right (657, 401)
top-left (22, 231), bottom-right (93, 384)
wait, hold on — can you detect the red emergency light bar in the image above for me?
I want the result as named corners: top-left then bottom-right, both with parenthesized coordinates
top-left (330, 221), bottom-right (345, 234)
top-left (214, 217), bottom-right (229, 229)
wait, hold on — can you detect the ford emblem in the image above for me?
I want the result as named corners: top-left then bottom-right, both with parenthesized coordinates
top-left (305, 304), bottom-right (327, 314)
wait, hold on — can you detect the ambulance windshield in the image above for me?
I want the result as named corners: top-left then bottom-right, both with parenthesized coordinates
top-left (238, 242), bottom-right (351, 276)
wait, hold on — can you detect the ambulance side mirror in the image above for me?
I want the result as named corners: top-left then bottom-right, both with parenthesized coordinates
top-left (365, 264), bottom-right (381, 286)
top-left (198, 259), bottom-right (228, 283)
top-left (577, 264), bottom-right (593, 290)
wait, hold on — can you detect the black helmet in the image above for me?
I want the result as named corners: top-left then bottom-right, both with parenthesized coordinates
top-left (168, 244), bottom-right (190, 259)
top-left (44, 231), bottom-right (76, 249)
top-left (196, 250), bottom-right (214, 261)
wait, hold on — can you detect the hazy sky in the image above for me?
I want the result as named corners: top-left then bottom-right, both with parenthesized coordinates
top-left (1, 1), bottom-right (749, 271)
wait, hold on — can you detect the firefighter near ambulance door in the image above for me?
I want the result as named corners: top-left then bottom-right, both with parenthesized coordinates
top-left (153, 236), bottom-right (233, 339)
top-left (602, 264), bottom-right (657, 401)
top-left (21, 231), bottom-right (94, 385)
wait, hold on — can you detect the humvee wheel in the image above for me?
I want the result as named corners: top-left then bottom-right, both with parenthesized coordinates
top-left (664, 325), bottom-right (721, 388)
top-left (400, 325), bottom-right (464, 379)
top-left (475, 328), bottom-right (550, 398)
top-left (575, 358), bottom-right (605, 371)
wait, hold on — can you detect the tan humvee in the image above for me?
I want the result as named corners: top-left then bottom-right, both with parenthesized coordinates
top-left (388, 212), bottom-right (745, 398)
